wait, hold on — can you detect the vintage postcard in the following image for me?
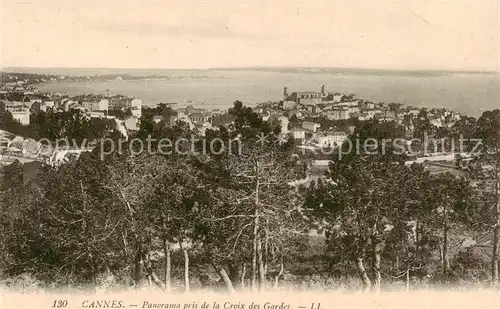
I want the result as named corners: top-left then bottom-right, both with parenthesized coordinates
top-left (0, 0), bottom-right (499, 308)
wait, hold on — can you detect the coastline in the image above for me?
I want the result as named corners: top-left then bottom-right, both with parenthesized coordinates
top-left (31, 72), bottom-right (499, 116)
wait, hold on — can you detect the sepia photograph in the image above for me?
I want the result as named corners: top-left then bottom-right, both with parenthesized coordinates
top-left (0, 0), bottom-right (499, 308)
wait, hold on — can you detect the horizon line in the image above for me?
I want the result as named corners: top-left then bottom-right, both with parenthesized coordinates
top-left (2, 65), bottom-right (498, 75)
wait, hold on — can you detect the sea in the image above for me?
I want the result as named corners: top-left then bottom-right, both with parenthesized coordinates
top-left (9, 67), bottom-right (500, 117)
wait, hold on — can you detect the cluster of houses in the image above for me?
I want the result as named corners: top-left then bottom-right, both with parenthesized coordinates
top-left (246, 85), bottom-right (467, 152)
top-left (0, 73), bottom-right (473, 188)
top-left (0, 89), bottom-right (143, 126)
top-left (121, 102), bottom-right (350, 150)
top-left (0, 78), bottom-right (466, 155)
top-left (260, 114), bottom-right (350, 148)
top-left (255, 86), bottom-right (462, 128)
top-left (0, 84), bottom-right (229, 140)
top-left (0, 129), bottom-right (87, 166)
top-left (53, 94), bottom-right (143, 118)
top-left (0, 76), bottom-right (225, 138)
top-left (123, 104), bottom-right (225, 136)
top-left (0, 78), bottom-right (40, 93)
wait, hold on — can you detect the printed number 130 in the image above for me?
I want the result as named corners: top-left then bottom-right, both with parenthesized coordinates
top-left (52, 300), bottom-right (68, 308)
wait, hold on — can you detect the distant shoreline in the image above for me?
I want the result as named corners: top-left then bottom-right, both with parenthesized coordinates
top-left (209, 66), bottom-right (499, 76)
top-left (4, 66), bottom-right (498, 77)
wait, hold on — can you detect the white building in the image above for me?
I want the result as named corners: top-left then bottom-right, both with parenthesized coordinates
top-left (290, 127), bottom-right (306, 141)
top-left (278, 116), bottom-right (289, 134)
top-left (124, 116), bottom-right (140, 132)
top-left (82, 99), bottom-right (109, 112)
top-left (332, 94), bottom-right (344, 102)
top-left (365, 102), bottom-right (375, 109)
top-left (199, 122), bottom-right (213, 136)
top-left (95, 99), bottom-right (109, 112)
top-left (175, 112), bottom-right (195, 130)
top-left (407, 108), bottom-right (421, 116)
top-left (337, 100), bottom-right (359, 108)
top-left (10, 107), bottom-right (30, 125)
top-left (131, 106), bottom-right (141, 118)
top-left (347, 106), bottom-right (361, 114)
top-left (89, 111), bottom-right (106, 118)
top-left (44, 101), bottom-right (55, 110)
top-left (315, 130), bottom-right (348, 148)
top-left (302, 121), bottom-right (321, 133)
top-left (131, 99), bottom-right (142, 117)
top-left (29, 98), bottom-right (42, 105)
top-left (326, 109), bottom-right (350, 120)
top-left (62, 99), bottom-right (77, 111)
top-left (365, 109), bottom-right (381, 119)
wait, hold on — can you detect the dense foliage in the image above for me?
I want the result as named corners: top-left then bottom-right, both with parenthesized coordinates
top-left (0, 104), bottom-right (499, 293)
top-left (0, 109), bottom-right (118, 144)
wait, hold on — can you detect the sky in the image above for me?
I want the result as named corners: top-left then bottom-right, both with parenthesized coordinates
top-left (1, 0), bottom-right (499, 71)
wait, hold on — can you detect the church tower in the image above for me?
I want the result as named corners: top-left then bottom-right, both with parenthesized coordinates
top-left (321, 85), bottom-right (327, 97)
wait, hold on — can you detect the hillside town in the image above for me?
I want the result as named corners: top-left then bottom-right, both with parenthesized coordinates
top-left (1, 71), bottom-right (466, 170)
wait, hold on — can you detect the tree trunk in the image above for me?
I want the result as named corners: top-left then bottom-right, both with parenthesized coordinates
top-left (183, 248), bottom-right (190, 292)
top-left (415, 221), bottom-right (420, 261)
top-left (147, 252), bottom-right (152, 287)
top-left (213, 263), bottom-right (235, 294)
top-left (163, 239), bottom-right (171, 292)
top-left (492, 223), bottom-right (499, 287)
top-left (264, 220), bottom-right (269, 277)
top-left (228, 263), bottom-right (241, 290)
top-left (415, 220), bottom-right (419, 247)
top-left (142, 251), bottom-right (166, 292)
top-left (372, 236), bottom-right (382, 293)
top-left (252, 164), bottom-right (260, 291)
top-left (133, 247), bottom-right (143, 288)
top-left (273, 255), bottom-right (284, 289)
top-left (257, 233), bottom-right (266, 291)
top-left (179, 241), bottom-right (190, 293)
top-left (405, 268), bottom-right (410, 292)
top-left (355, 257), bottom-right (371, 292)
top-left (240, 263), bottom-right (247, 289)
top-left (121, 231), bottom-right (131, 287)
top-left (443, 219), bottom-right (449, 276)
top-left (252, 208), bottom-right (259, 291)
top-left (492, 177), bottom-right (500, 286)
